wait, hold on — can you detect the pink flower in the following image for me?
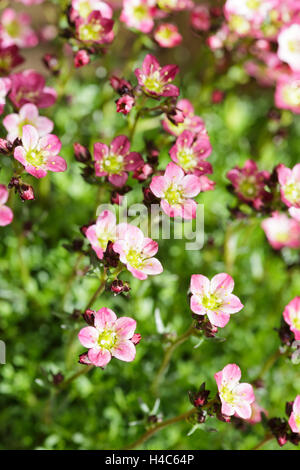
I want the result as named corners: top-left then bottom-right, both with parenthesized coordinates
top-left (283, 297), bottom-right (300, 340)
top-left (85, 210), bottom-right (118, 259)
top-left (94, 135), bottom-right (143, 187)
top-left (275, 75), bottom-right (300, 114)
top-left (0, 185), bottom-right (13, 227)
top-left (190, 5), bottom-right (211, 32)
top-left (162, 99), bottom-right (207, 136)
top-left (150, 162), bottom-right (201, 219)
top-left (14, 125), bottom-right (67, 179)
top-left (169, 130), bottom-right (212, 176)
top-left (0, 8), bottom-right (38, 48)
top-left (135, 54), bottom-right (179, 98)
top-left (76, 10), bottom-right (114, 44)
top-left (277, 163), bottom-right (300, 208)
top-left (120, 0), bottom-right (157, 34)
top-left (78, 308), bottom-right (138, 367)
top-left (3, 104), bottom-right (53, 142)
top-left (0, 44), bottom-right (24, 75)
top-left (278, 23), bottom-right (300, 73)
top-left (9, 70), bottom-right (57, 109)
top-left (71, 0), bottom-right (113, 19)
top-left (227, 159), bottom-right (271, 210)
top-left (261, 212), bottom-right (300, 250)
top-left (215, 364), bottom-right (255, 419)
top-left (74, 49), bottom-right (90, 68)
top-left (245, 401), bottom-right (267, 424)
top-left (190, 273), bottom-right (243, 328)
top-left (157, 0), bottom-right (193, 11)
top-left (289, 206), bottom-right (300, 221)
top-left (0, 77), bottom-right (11, 115)
top-left (116, 95), bottom-right (135, 115)
top-left (113, 224), bottom-right (163, 280)
top-left (288, 395), bottom-right (300, 434)
top-left (154, 23), bottom-right (182, 48)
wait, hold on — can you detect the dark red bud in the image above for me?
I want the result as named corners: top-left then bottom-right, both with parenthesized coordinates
top-left (74, 143), bottom-right (91, 163)
top-left (82, 309), bottom-right (95, 326)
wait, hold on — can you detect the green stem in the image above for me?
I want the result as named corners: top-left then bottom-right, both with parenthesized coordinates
top-left (151, 324), bottom-right (195, 396)
top-left (124, 408), bottom-right (196, 450)
top-left (58, 365), bottom-right (94, 391)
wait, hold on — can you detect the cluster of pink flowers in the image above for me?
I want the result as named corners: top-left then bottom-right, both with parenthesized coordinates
top-left (85, 209), bottom-right (163, 280)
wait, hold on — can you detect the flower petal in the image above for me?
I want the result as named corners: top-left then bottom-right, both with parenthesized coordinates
top-left (94, 307), bottom-right (117, 330)
top-left (115, 317), bottom-right (136, 340)
top-left (88, 347), bottom-right (111, 367)
top-left (78, 326), bottom-right (99, 348)
top-left (112, 340), bottom-right (136, 362)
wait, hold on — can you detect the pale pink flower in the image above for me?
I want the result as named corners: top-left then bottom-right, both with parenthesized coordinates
top-left (275, 74), bottom-right (300, 113)
top-left (78, 308), bottom-right (137, 367)
top-left (289, 206), bottom-right (300, 221)
top-left (76, 11), bottom-right (114, 44)
top-left (150, 162), bottom-right (201, 219)
top-left (3, 104), bottom-right (53, 142)
top-left (135, 54), bottom-right (179, 98)
top-left (113, 224), bottom-right (163, 280)
top-left (120, 0), bottom-right (157, 34)
top-left (9, 70), bottom-right (57, 109)
top-left (288, 395), bottom-right (300, 434)
top-left (0, 77), bottom-right (11, 115)
top-left (0, 8), bottom-right (38, 48)
top-left (14, 125), bottom-right (67, 179)
top-left (157, 0), bottom-right (193, 11)
top-left (215, 363), bottom-right (255, 419)
top-left (154, 23), bottom-right (182, 48)
top-left (278, 23), bottom-right (300, 73)
top-left (261, 212), bottom-right (300, 249)
top-left (277, 163), bottom-right (300, 208)
top-left (169, 130), bottom-right (212, 176)
top-left (85, 210), bottom-right (118, 259)
top-left (245, 401), bottom-right (267, 424)
top-left (190, 4), bottom-right (211, 32)
top-left (94, 135), bottom-right (143, 187)
top-left (283, 297), bottom-right (300, 340)
top-left (190, 273), bottom-right (243, 328)
top-left (162, 99), bottom-right (207, 136)
top-left (71, 0), bottom-right (113, 19)
top-left (0, 185), bottom-right (13, 227)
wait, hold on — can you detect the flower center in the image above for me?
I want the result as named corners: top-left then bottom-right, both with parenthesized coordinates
top-left (220, 385), bottom-right (236, 405)
top-left (284, 182), bottom-right (300, 205)
top-left (239, 176), bottom-right (258, 198)
top-left (144, 71), bottom-right (163, 93)
top-left (229, 15), bottom-right (250, 35)
top-left (177, 148), bottom-right (197, 171)
top-left (98, 329), bottom-right (117, 350)
top-left (79, 21), bottom-right (103, 42)
top-left (101, 153), bottom-right (124, 174)
top-left (97, 230), bottom-right (115, 249)
top-left (26, 150), bottom-right (45, 168)
top-left (288, 39), bottom-right (300, 53)
top-left (295, 414), bottom-right (300, 431)
top-left (283, 83), bottom-right (300, 107)
top-left (6, 20), bottom-right (21, 39)
top-left (77, 0), bottom-right (93, 18)
top-left (133, 5), bottom-right (148, 20)
top-left (164, 183), bottom-right (183, 206)
top-left (291, 312), bottom-right (300, 331)
top-left (201, 293), bottom-right (221, 311)
top-left (246, 0), bottom-right (261, 10)
top-left (126, 249), bottom-right (143, 268)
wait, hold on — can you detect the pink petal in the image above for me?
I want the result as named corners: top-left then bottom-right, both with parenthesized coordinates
top-left (0, 205), bottom-right (13, 226)
top-left (234, 403), bottom-right (252, 420)
top-left (78, 326), bottom-right (99, 348)
top-left (88, 347), bottom-right (111, 367)
top-left (221, 400), bottom-right (235, 416)
top-left (112, 339), bottom-right (136, 362)
top-left (36, 116), bottom-right (54, 136)
top-left (190, 274), bottom-right (210, 296)
top-left (181, 199), bottom-right (198, 220)
top-left (94, 307), bottom-right (117, 330)
top-left (289, 412), bottom-right (300, 433)
top-left (22, 124), bottom-right (38, 151)
top-left (46, 156), bottom-right (67, 173)
top-left (94, 142), bottom-right (109, 161)
top-left (141, 257), bottom-right (163, 275)
top-left (293, 395), bottom-right (300, 415)
top-left (3, 113), bottom-right (19, 136)
top-left (108, 172), bottom-right (128, 187)
top-left (222, 363), bottom-right (241, 386)
top-left (127, 265), bottom-right (148, 280)
top-left (150, 175), bottom-right (167, 198)
top-left (207, 309), bottom-right (231, 328)
top-left (221, 294), bottom-right (243, 314)
top-left (40, 134), bottom-right (61, 155)
top-left (277, 164), bottom-right (291, 186)
top-left (115, 317), bottom-right (136, 339)
top-left (0, 185), bottom-right (8, 205)
top-left (26, 165), bottom-right (47, 179)
top-left (164, 162), bottom-right (184, 184)
top-left (142, 54), bottom-right (160, 75)
top-left (124, 152), bottom-right (144, 171)
top-left (14, 146), bottom-right (26, 166)
top-left (110, 135), bottom-right (130, 156)
top-left (292, 164), bottom-right (300, 181)
top-left (190, 295), bottom-right (206, 315)
top-left (211, 273), bottom-right (234, 295)
top-left (161, 199), bottom-right (182, 218)
top-left (20, 103), bottom-right (38, 121)
top-left (96, 209), bottom-right (116, 232)
top-left (182, 175), bottom-right (201, 197)
top-left (141, 238), bottom-right (158, 257)
top-left (235, 383), bottom-right (255, 403)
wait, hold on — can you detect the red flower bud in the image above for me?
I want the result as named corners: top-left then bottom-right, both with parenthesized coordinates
top-left (74, 50), bottom-right (90, 68)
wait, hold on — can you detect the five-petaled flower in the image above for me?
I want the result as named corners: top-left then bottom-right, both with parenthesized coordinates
top-left (85, 209), bottom-right (118, 260)
top-left (0, 8), bottom-right (38, 49)
top-left (288, 395), bottom-right (300, 434)
top-left (135, 54), bottom-right (179, 98)
top-left (76, 10), bottom-right (114, 44)
top-left (4, 103), bottom-right (54, 142)
top-left (169, 130), bottom-right (212, 176)
top-left (0, 185), bottom-right (13, 227)
top-left (9, 70), bottom-right (57, 109)
top-left (261, 212), bottom-right (300, 250)
top-left (94, 135), bottom-right (144, 187)
top-left (277, 163), bottom-right (300, 209)
top-left (190, 273), bottom-right (243, 327)
top-left (154, 23), bottom-right (182, 48)
top-left (120, 0), bottom-right (157, 34)
top-left (78, 307), bottom-right (138, 367)
top-left (14, 125), bottom-right (67, 179)
top-left (150, 162), bottom-right (201, 219)
top-left (283, 297), bottom-right (300, 341)
top-left (215, 363), bottom-right (255, 419)
top-left (113, 224), bottom-right (163, 280)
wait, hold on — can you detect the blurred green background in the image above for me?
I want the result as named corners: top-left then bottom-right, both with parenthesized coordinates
top-left (0, 0), bottom-right (300, 450)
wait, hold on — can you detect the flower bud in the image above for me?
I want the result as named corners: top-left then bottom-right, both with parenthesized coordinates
top-left (0, 138), bottom-right (13, 155)
top-left (110, 76), bottom-right (133, 95)
top-left (110, 279), bottom-right (130, 295)
top-left (52, 372), bottom-right (64, 385)
top-left (82, 309), bottom-right (95, 326)
top-left (131, 333), bottom-right (142, 345)
top-left (74, 143), bottom-right (91, 163)
top-left (19, 183), bottom-right (34, 201)
top-left (103, 241), bottom-right (119, 268)
top-left (116, 95), bottom-right (135, 115)
top-left (74, 50), bottom-right (90, 68)
top-left (43, 53), bottom-right (60, 76)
